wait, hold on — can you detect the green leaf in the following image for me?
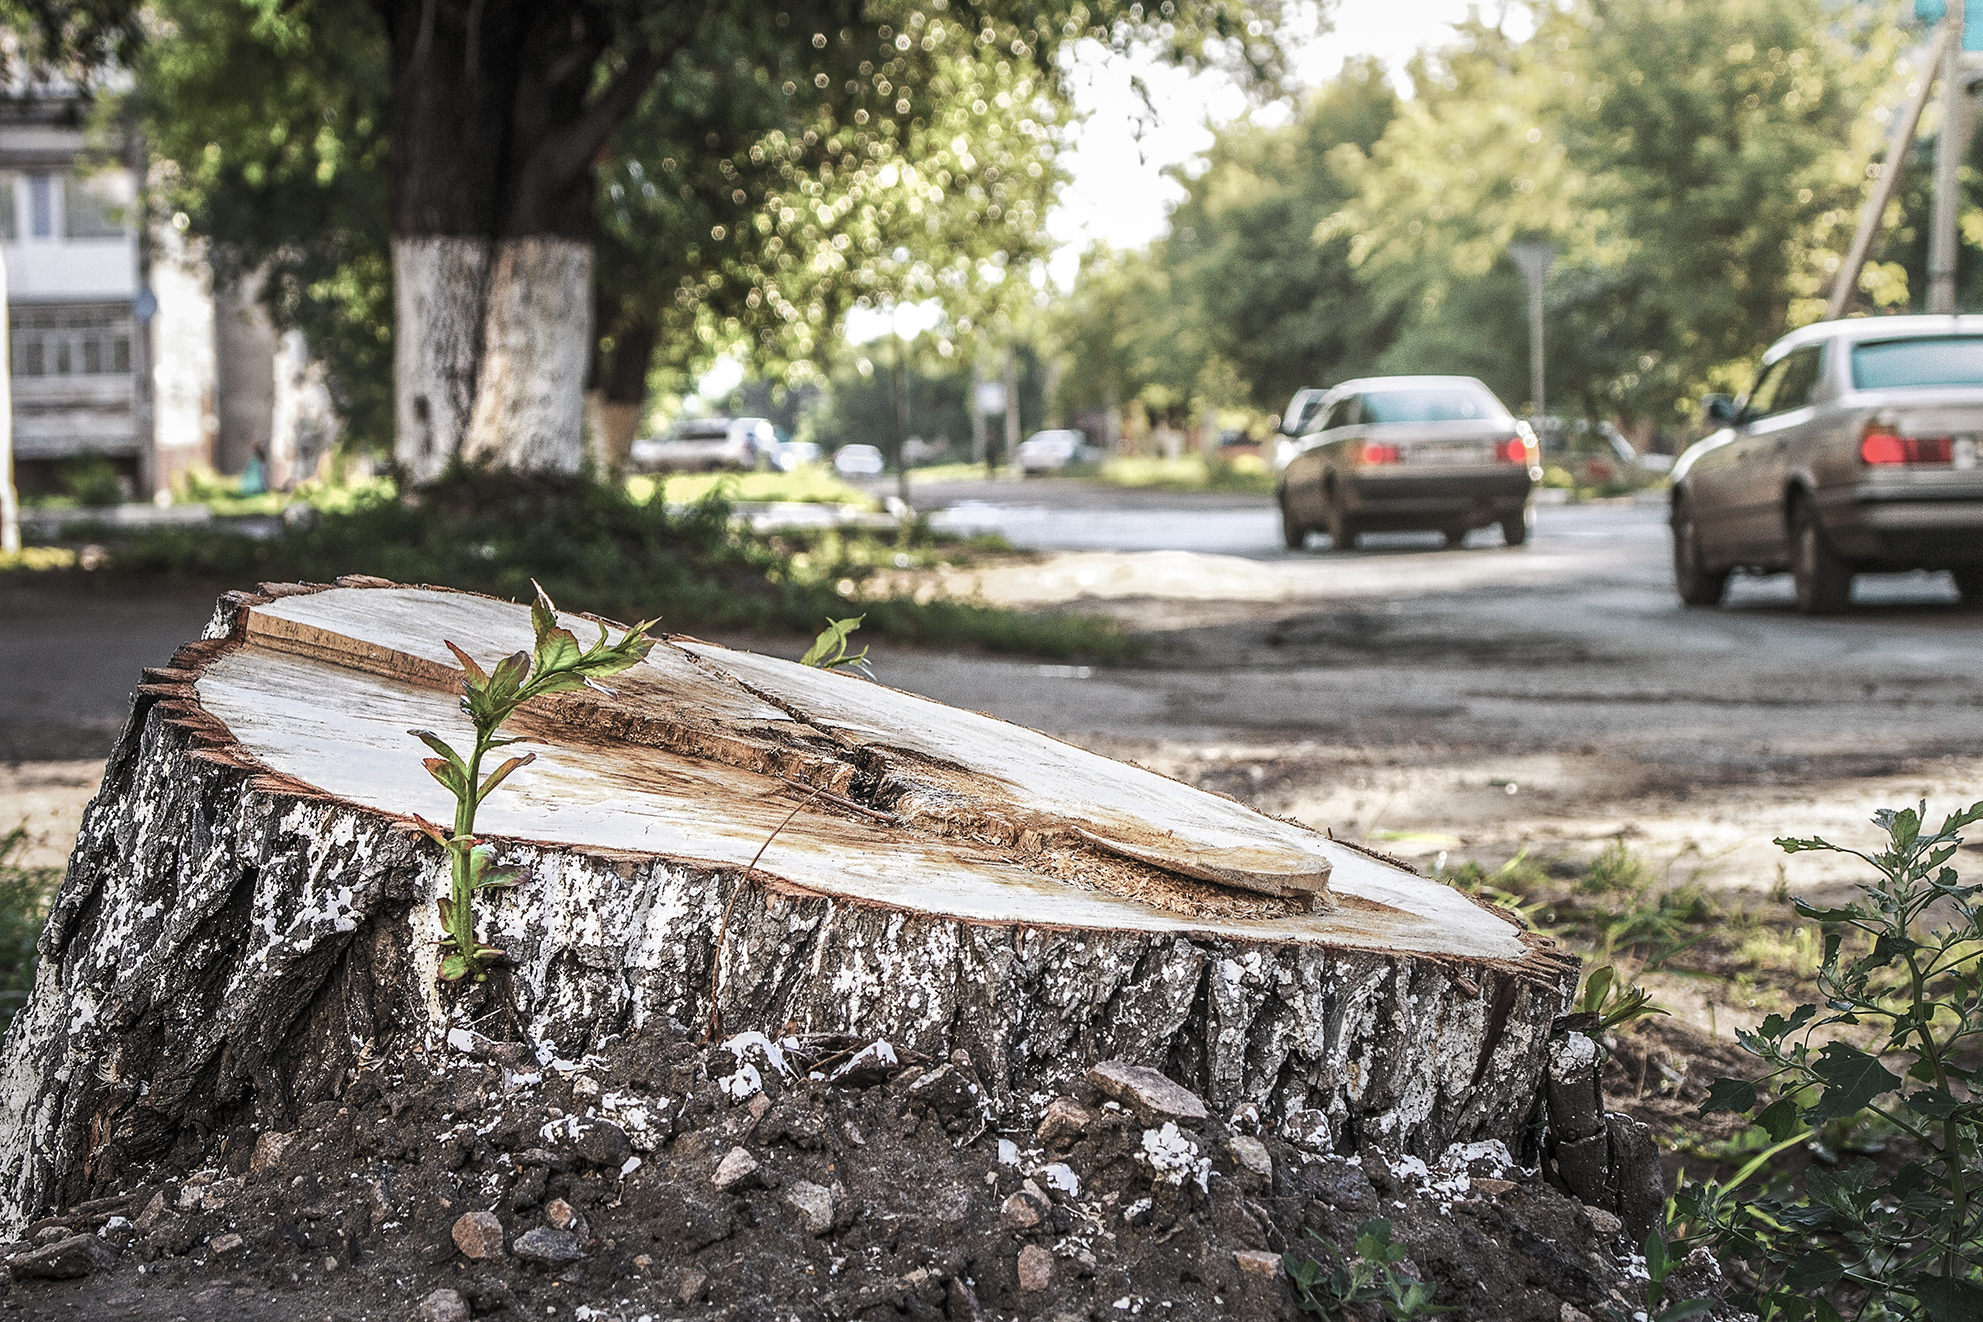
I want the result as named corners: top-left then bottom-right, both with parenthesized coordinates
top-left (475, 753), bottom-right (536, 804)
top-left (534, 625), bottom-right (584, 676)
top-left (442, 640), bottom-right (488, 685)
top-left (1782, 1253), bottom-right (1842, 1290)
top-left (408, 729), bottom-right (467, 774)
top-left (1806, 1043), bottom-right (1902, 1121)
top-left (438, 952), bottom-right (471, 982)
top-left (421, 757), bottom-right (466, 798)
top-left (530, 580), bottom-right (559, 646)
top-left (1579, 965), bottom-right (1614, 1016)
top-left (1753, 1097), bottom-right (1801, 1143)
top-left (1911, 1275), bottom-right (1983, 1322)
top-left (1702, 1077), bottom-right (1757, 1115)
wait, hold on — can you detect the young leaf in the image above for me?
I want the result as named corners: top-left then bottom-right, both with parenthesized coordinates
top-left (442, 640), bottom-right (489, 685)
top-left (475, 753), bottom-right (537, 804)
top-left (438, 952), bottom-right (471, 982)
top-left (1806, 1043), bottom-right (1903, 1121)
top-left (422, 757), bottom-right (467, 797)
top-left (1701, 1077), bottom-right (1758, 1115)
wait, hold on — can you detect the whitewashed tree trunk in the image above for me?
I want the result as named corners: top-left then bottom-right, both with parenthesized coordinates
top-left (462, 238), bottom-right (592, 475)
top-left (391, 236), bottom-right (491, 481)
top-left (0, 581), bottom-right (1575, 1232)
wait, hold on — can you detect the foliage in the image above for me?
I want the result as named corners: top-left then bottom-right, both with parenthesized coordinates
top-left (800, 616), bottom-right (872, 677)
top-left (1678, 801), bottom-right (1983, 1320)
top-left (1285, 1220), bottom-right (1452, 1319)
top-left (1574, 962), bottom-right (1667, 1034)
top-left (411, 585), bottom-right (657, 982)
top-left (0, 829), bottom-right (56, 1035)
top-left (56, 453), bottom-right (125, 508)
top-left (58, 468), bottom-right (1129, 661)
top-left (627, 468), bottom-right (871, 509)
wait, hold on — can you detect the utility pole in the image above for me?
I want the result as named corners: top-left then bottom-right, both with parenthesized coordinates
top-left (1930, 0), bottom-right (1970, 314)
top-left (1831, 22), bottom-right (1947, 319)
top-left (1508, 237), bottom-right (1556, 421)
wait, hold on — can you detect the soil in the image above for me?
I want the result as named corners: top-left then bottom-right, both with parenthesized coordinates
top-left (0, 1021), bottom-right (1750, 1322)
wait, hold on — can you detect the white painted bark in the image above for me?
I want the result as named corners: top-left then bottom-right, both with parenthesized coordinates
top-left (584, 392), bottom-right (642, 474)
top-left (1, 250), bottom-right (17, 554)
top-left (461, 237), bottom-right (592, 475)
top-left (0, 581), bottom-right (1575, 1232)
top-left (391, 236), bottom-right (490, 481)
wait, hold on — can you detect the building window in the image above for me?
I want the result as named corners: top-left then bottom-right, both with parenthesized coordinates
top-left (9, 303), bottom-right (136, 378)
top-left (63, 174), bottom-right (126, 239)
top-left (0, 173), bottom-right (15, 242)
top-left (27, 174), bottom-right (55, 239)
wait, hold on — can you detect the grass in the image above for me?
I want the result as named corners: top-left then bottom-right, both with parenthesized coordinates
top-left (15, 466), bottom-right (1132, 662)
top-left (1093, 453), bottom-right (1275, 494)
top-left (630, 466), bottom-right (875, 507)
top-left (0, 830), bottom-right (56, 1034)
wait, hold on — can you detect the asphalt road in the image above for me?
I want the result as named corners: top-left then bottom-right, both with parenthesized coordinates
top-left (5, 485), bottom-right (1980, 893)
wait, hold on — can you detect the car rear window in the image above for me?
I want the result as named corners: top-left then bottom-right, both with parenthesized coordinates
top-left (675, 422), bottom-right (730, 439)
top-left (1360, 387), bottom-right (1506, 423)
top-left (1850, 336), bottom-right (1983, 390)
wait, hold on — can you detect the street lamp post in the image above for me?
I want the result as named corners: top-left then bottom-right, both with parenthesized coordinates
top-left (1508, 237), bottom-right (1556, 423)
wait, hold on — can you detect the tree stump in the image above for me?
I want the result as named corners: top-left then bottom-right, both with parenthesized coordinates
top-left (0, 579), bottom-right (1574, 1228)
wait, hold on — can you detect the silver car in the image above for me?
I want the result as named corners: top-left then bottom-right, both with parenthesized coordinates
top-left (628, 417), bottom-right (773, 472)
top-left (1671, 317), bottom-right (1983, 613)
top-left (1274, 375), bottom-right (1539, 550)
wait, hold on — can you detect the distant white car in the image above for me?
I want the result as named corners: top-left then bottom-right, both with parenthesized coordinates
top-left (833, 444), bottom-right (886, 476)
top-left (1014, 429), bottom-right (1101, 475)
top-left (629, 417), bottom-right (774, 472)
top-left (772, 440), bottom-right (821, 472)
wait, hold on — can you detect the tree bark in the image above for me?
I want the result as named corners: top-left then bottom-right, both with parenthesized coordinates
top-left (384, 0), bottom-right (661, 479)
top-left (0, 581), bottom-right (1575, 1231)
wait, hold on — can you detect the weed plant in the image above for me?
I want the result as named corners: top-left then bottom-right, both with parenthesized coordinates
top-left (0, 829), bottom-right (56, 1033)
top-left (1675, 801), bottom-right (1983, 1320)
top-left (29, 467), bottom-right (1128, 661)
top-left (1285, 1219), bottom-right (1451, 1318)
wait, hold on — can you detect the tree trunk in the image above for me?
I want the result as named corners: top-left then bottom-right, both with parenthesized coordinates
top-left (0, 580), bottom-right (1574, 1231)
top-left (385, 1), bottom-right (657, 480)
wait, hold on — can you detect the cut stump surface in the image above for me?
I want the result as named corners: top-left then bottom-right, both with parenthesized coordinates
top-left (0, 580), bottom-right (1573, 1230)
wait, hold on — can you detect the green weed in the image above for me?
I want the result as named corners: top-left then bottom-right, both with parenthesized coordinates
top-left (0, 829), bottom-right (56, 1033)
top-left (1674, 800), bottom-right (1983, 1320)
top-left (1285, 1219), bottom-right (1452, 1319)
top-left (411, 584), bottom-right (656, 982)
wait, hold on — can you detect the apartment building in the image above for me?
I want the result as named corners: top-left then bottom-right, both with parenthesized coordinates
top-left (2, 91), bottom-right (333, 501)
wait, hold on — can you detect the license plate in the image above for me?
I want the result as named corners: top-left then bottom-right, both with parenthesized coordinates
top-left (1409, 443), bottom-right (1490, 465)
top-left (1958, 437), bottom-right (1979, 470)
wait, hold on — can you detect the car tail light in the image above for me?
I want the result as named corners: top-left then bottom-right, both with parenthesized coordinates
top-left (1495, 436), bottom-right (1530, 463)
top-left (1360, 441), bottom-right (1401, 464)
top-left (1861, 426), bottom-right (1953, 465)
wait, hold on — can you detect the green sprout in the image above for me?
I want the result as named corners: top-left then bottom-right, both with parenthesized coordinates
top-left (800, 615), bottom-right (872, 677)
top-left (411, 583), bottom-right (657, 982)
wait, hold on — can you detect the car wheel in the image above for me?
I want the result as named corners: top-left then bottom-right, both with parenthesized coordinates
top-left (1671, 500), bottom-right (1730, 607)
top-left (1325, 498), bottom-right (1359, 551)
top-left (1501, 508), bottom-right (1532, 548)
top-left (1953, 565), bottom-right (1983, 605)
top-left (1791, 498), bottom-right (1852, 615)
top-left (1441, 526), bottom-right (1469, 549)
top-left (1279, 496), bottom-right (1308, 550)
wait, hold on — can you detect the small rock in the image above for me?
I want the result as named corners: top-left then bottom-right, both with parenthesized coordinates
top-left (1017, 1243), bottom-right (1054, 1292)
top-left (1234, 1248), bottom-right (1281, 1279)
top-left (1228, 1135), bottom-right (1273, 1181)
top-left (947, 1274), bottom-right (985, 1321)
top-left (1032, 1163), bottom-right (1081, 1201)
top-left (679, 1266), bottom-right (709, 1303)
top-left (451, 1210), bottom-right (506, 1261)
top-left (1036, 1097), bottom-right (1098, 1149)
top-left (134, 1192), bottom-right (166, 1232)
top-left (418, 1287), bottom-right (471, 1322)
top-left (566, 1118), bottom-right (632, 1170)
top-left (208, 1233), bottom-right (245, 1256)
top-left (1001, 1182), bottom-right (1051, 1230)
top-left (544, 1198), bottom-right (579, 1232)
top-left (1585, 1205), bottom-right (1623, 1236)
top-left (1086, 1060), bottom-right (1208, 1127)
top-left (9, 1234), bottom-right (114, 1281)
top-left (446, 1027), bottom-right (532, 1067)
top-left (784, 1181), bottom-right (835, 1236)
top-left (1472, 1177), bottom-right (1517, 1197)
top-left (249, 1130), bottom-right (295, 1174)
top-left (1560, 1306), bottom-right (1595, 1322)
top-left (512, 1226), bottom-right (583, 1266)
top-left (32, 1226), bottom-right (68, 1247)
top-left (632, 1253), bottom-right (654, 1275)
top-left (1282, 1108), bottom-right (1332, 1152)
top-left (907, 1063), bottom-right (986, 1121)
top-left (713, 1146), bottom-right (760, 1191)
top-left (569, 1074), bottom-right (600, 1100)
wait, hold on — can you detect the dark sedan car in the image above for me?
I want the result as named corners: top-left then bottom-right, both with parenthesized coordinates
top-left (1274, 376), bottom-right (1540, 549)
top-left (1671, 317), bottom-right (1983, 613)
